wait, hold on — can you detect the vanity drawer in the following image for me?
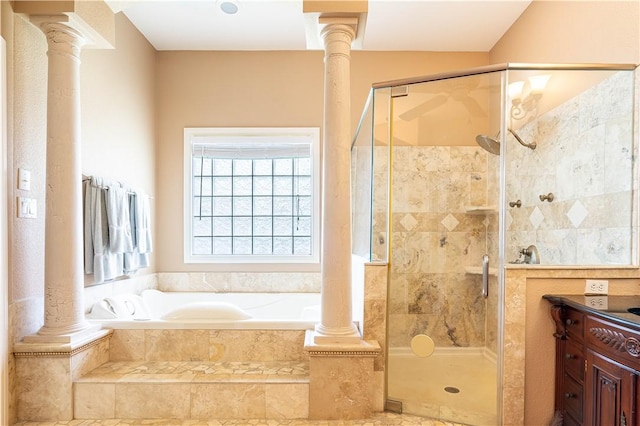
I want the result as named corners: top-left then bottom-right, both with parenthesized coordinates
top-left (564, 308), bottom-right (584, 341)
top-left (586, 316), bottom-right (640, 368)
top-left (564, 339), bottom-right (585, 382)
top-left (562, 374), bottom-right (583, 423)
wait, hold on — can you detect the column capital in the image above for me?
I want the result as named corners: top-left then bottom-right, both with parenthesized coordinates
top-left (30, 17), bottom-right (86, 60)
top-left (319, 16), bottom-right (358, 46)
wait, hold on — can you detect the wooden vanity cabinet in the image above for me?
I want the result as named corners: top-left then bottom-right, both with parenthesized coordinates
top-left (547, 298), bottom-right (640, 426)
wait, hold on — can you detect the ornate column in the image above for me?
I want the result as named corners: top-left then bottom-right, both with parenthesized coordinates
top-left (24, 17), bottom-right (96, 342)
top-left (314, 17), bottom-right (361, 344)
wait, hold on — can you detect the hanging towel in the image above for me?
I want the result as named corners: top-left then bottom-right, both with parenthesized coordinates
top-left (124, 190), bottom-right (152, 274)
top-left (84, 177), bottom-right (121, 283)
top-left (105, 183), bottom-right (134, 254)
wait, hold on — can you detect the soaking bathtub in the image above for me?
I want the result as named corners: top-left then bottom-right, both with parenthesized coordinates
top-left (86, 289), bottom-right (321, 330)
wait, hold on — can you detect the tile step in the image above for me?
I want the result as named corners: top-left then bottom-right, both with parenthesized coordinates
top-left (77, 360), bottom-right (309, 384)
top-left (74, 361), bottom-right (310, 420)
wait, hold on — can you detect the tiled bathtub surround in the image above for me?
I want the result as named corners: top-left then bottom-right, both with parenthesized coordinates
top-left (110, 329), bottom-right (308, 362)
top-left (506, 70), bottom-right (637, 265)
top-left (156, 272), bottom-right (321, 293)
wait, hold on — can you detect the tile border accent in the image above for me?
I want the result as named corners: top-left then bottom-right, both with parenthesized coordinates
top-left (13, 331), bottom-right (112, 358)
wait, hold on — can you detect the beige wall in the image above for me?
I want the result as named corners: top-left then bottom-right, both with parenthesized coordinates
top-left (155, 50), bottom-right (488, 272)
top-left (491, 0), bottom-right (640, 64)
top-left (80, 12), bottom-right (157, 284)
top-left (491, 1), bottom-right (640, 424)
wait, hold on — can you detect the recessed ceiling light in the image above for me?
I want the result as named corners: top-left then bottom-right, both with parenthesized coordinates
top-left (220, 0), bottom-right (239, 14)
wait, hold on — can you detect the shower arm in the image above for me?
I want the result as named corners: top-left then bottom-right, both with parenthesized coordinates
top-left (508, 128), bottom-right (536, 150)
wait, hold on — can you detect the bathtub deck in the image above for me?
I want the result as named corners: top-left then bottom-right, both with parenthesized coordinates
top-left (78, 360), bottom-right (309, 383)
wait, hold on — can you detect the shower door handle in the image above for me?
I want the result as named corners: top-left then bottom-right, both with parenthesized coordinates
top-left (482, 254), bottom-right (489, 298)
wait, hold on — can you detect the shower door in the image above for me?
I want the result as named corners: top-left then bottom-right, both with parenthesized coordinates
top-left (384, 71), bottom-right (503, 425)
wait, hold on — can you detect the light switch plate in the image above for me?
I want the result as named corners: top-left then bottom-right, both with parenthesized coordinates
top-left (17, 197), bottom-right (36, 219)
top-left (18, 168), bottom-right (31, 191)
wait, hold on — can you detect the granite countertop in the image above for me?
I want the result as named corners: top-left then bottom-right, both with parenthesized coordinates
top-left (543, 294), bottom-right (640, 329)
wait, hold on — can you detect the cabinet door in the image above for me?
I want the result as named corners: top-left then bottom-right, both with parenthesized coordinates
top-left (586, 350), bottom-right (639, 426)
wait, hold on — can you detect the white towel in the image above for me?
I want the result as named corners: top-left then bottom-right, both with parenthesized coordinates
top-left (124, 191), bottom-right (152, 274)
top-left (106, 184), bottom-right (134, 254)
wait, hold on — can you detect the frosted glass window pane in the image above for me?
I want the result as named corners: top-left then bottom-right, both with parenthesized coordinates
top-left (194, 177), bottom-right (212, 196)
top-left (254, 217), bottom-right (272, 236)
top-left (253, 197), bottom-right (272, 215)
top-left (214, 159), bottom-right (232, 175)
top-left (213, 237), bottom-right (232, 254)
top-left (234, 237), bottom-right (252, 254)
top-left (274, 217), bottom-right (292, 235)
top-left (233, 177), bottom-right (252, 196)
top-left (297, 196), bottom-right (311, 216)
top-left (274, 177), bottom-right (292, 195)
top-left (213, 177), bottom-right (232, 196)
top-left (294, 217), bottom-right (311, 236)
top-left (274, 159), bottom-right (293, 175)
top-left (213, 197), bottom-right (232, 216)
top-left (274, 197), bottom-right (292, 215)
top-left (294, 237), bottom-right (311, 255)
top-left (233, 217), bottom-right (252, 236)
top-left (193, 158), bottom-right (202, 175)
top-left (253, 177), bottom-right (272, 196)
top-left (202, 158), bottom-right (213, 175)
top-left (294, 177), bottom-right (311, 196)
top-left (193, 197), bottom-right (212, 216)
top-left (295, 158), bottom-right (311, 175)
top-left (233, 197), bottom-right (252, 215)
top-left (274, 237), bottom-right (292, 254)
top-left (254, 159), bottom-right (272, 175)
top-left (254, 237), bottom-right (272, 254)
top-left (193, 217), bottom-right (211, 236)
top-left (213, 217), bottom-right (232, 235)
top-left (193, 237), bottom-right (212, 255)
top-left (234, 159), bottom-right (252, 176)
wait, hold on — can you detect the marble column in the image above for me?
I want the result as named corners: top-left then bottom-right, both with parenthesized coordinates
top-left (25, 17), bottom-right (94, 342)
top-left (314, 17), bottom-right (361, 344)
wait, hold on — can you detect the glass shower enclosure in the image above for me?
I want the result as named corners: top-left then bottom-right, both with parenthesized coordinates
top-left (352, 64), bottom-right (637, 425)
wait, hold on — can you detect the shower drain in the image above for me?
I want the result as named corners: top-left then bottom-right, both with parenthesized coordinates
top-left (444, 386), bottom-right (460, 394)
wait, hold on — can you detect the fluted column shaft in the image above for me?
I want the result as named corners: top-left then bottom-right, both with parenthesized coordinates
top-left (34, 19), bottom-right (90, 337)
top-left (315, 21), bottom-right (360, 342)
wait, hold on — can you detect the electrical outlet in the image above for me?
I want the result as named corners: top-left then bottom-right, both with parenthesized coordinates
top-left (584, 295), bottom-right (608, 310)
top-left (585, 279), bottom-right (608, 295)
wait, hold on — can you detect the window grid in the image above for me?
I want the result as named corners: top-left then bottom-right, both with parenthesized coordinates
top-left (193, 157), bottom-right (312, 256)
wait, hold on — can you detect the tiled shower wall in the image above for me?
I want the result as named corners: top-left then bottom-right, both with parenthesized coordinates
top-left (385, 146), bottom-right (498, 350)
top-left (506, 71), bottom-right (637, 265)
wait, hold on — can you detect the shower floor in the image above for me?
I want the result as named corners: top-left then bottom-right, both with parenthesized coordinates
top-left (387, 349), bottom-right (497, 426)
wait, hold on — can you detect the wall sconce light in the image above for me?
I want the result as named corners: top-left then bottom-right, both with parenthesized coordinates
top-left (509, 74), bottom-right (551, 120)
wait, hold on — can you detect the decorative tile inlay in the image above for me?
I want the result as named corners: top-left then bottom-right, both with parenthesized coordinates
top-left (505, 211), bottom-right (513, 231)
top-left (529, 207), bottom-right (544, 229)
top-left (441, 213), bottom-right (459, 231)
top-left (400, 213), bottom-right (418, 231)
top-left (567, 200), bottom-right (588, 228)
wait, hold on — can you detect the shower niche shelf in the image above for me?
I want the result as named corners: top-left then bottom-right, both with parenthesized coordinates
top-left (464, 206), bottom-right (497, 215)
top-left (465, 266), bottom-right (498, 276)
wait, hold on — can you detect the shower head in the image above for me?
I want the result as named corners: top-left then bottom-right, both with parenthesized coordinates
top-left (474, 129), bottom-right (536, 155)
top-left (475, 134), bottom-right (501, 155)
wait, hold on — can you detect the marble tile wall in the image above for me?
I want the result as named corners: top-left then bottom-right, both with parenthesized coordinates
top-left (506, 70), bottom-right (637, 265)
top-left (157, 272), bottom-right (321, 293)
top-left (109, 329), bottom-right (308, 362)
top-left (387, 146), bottom-right (496, 350)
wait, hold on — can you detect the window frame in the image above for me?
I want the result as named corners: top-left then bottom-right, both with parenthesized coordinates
top-left (183, 127), bottom-right (320, 265)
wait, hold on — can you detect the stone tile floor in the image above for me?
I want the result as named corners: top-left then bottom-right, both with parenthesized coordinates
top-left (13, 413), bottom-right (466, 425)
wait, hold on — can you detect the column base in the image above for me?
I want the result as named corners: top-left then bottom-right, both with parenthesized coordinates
top-left (21, 323), bottom-right (104, 346)
top-left (312, 323), bottom-right (362, 344)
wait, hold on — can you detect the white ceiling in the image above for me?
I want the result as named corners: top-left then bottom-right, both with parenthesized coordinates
top-left (105, 0), bottom-right (532, 52)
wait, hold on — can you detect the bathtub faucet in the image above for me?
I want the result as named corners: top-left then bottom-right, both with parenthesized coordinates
top-left (517, 245), bottom-right (540, 264)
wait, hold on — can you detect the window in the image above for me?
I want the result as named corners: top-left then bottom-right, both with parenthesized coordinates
top-left (184, 127), bottom-right (320, 264)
